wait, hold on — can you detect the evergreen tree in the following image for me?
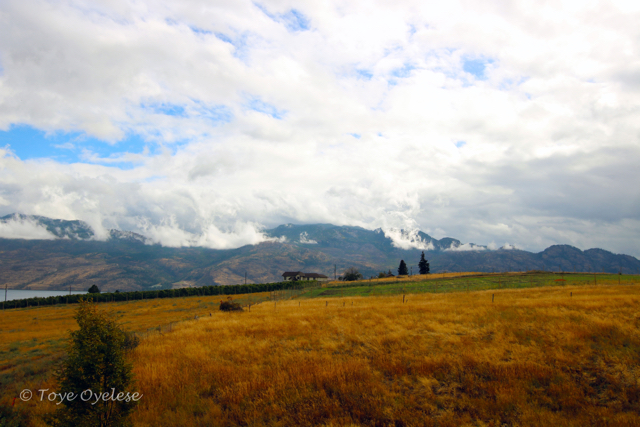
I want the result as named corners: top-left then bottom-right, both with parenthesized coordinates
top-left (87, 285), bottom-right (100, 294)
top-left (398, 260), bottom-right (408, 276)
top-left (418, 251), bottom-right (430, 274)
top-left (50, 300), bottom-right (137, 427)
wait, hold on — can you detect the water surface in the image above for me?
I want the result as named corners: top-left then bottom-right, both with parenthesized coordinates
top-left (1, 289), bottom-right (87, 302)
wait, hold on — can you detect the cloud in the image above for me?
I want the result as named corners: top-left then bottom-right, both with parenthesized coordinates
top-left (0, 0), bottom-right (638, 257)
top-left (384, 228), bottom-right (435, 251)
top-left (299, 231), bottom-right (317, 244)
top-left (0, 216), bottom-right (57, 240)
top-left (136, 216), bottom-right (270, 249)
top-left (445, 242), bottom-right (487, 252)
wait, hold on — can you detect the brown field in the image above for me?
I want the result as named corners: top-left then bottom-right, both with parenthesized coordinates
top-left (3, 284), bottom-right (640, 426)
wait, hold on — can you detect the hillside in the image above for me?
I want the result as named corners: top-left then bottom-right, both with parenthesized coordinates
top-left (0, 216), bottom-right (639, 291)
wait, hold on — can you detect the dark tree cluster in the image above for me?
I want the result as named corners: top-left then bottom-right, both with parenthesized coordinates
top-left (394, 253), bottom-right (429, 278)
top-left (343, 267), bottom-right (364, 281)
top-left (219, 297), bottom-right (243, 312)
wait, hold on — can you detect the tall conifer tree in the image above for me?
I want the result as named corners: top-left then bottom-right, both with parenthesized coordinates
top-left (398, 260), bottom-right (408, 276)
top-left (418, 251), bottom-right (430, 274)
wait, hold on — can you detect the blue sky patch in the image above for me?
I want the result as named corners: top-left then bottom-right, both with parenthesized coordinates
top-left (349, 133), bottom-right (361, 139)
top-left (463, 57), bottom-right (494, 80)
top-left (280, 9), bottom-right (310, 31)
top-left (254, 3), bottom-right (310, 32)
top-left (455, 140), bottom-right (466, 148)
top-left (141, 101), bottom-right (233, 125)
top-left (391, 63), bottom-right (415, 78)
top-left (356, 69), bottom-right (373, 80)
top-left (246, 97), bottom-right (286, 119)
top-left (388, 63), bottom-right (416, 85)
top-left (190, 26), bottom-right (212, 36)
top-left (215, 32), bottom-right (233, 44)
top-left (186, 102), bottom-right (234, 125)
top-left (0, 125), bottom-right (153, 167)
top-left (144, 103), bottom-right (187, 117)
top-left (214, 32), bottom-right (250, 60)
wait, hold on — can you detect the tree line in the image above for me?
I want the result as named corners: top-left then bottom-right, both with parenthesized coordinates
top-left (2, 280), bottom-right (308, 310)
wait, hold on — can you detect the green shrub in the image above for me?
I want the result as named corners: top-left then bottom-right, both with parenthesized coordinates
top-left (48, 300), bottom-right (138, 427)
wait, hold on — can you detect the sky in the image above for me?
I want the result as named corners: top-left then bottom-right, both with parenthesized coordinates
top-left (0, 0), bottom-right (639, 256)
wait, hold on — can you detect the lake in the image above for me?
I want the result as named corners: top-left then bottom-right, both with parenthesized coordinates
top-left (1, 289), bottom-right (87, 302)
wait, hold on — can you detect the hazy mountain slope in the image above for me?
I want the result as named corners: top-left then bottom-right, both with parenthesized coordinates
top-left (0, 215), bottom-right (639, 291)
top-left (0, 238), bottom-right (229, 291)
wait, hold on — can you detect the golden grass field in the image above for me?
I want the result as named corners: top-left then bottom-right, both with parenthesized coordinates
top-left (2, 282), bottom-right (640, 426)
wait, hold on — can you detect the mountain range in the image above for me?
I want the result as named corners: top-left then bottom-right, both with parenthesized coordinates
top-left (1, 214), bottom-right (639, 292)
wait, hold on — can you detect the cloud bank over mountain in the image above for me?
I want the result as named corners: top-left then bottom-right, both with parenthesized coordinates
top-left (0, 216), bottom-right (57, 240)
top-left (0, 0), bottom-right (639, 255)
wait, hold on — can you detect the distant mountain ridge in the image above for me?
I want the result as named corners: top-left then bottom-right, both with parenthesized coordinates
top-left (0, 214), bottom-right (638, 292)
top-left (0, 213), bottom-right (148, 243)
top-left (264, 223), bottom-right (466, 252)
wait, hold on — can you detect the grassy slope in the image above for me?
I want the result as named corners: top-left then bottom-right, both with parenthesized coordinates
top-left (131, 284), bottom-right (640, 427)
top-left (1, 274), bottom-right (639, 426)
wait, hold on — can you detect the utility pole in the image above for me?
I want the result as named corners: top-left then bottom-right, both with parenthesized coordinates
top-left (3, 283), bottom-right (7, 310)
top-left (334, 264), bottom-right (337, 281)
top-left (245, 272), bottom-right (247, 285)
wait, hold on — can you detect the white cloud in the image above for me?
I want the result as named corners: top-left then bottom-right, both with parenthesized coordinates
top-left (136, 216), bottom-right (270, 249)
top-left (0, 216), bottom-right (56, 240)
top-left (384, 228), bottom-right (435, 251)
top-left (445, 242), bottom-right (487, 252)
top-left (299, 231), bottom-right (317, 244)
top-left (0, 0), bottom-right (639, 256)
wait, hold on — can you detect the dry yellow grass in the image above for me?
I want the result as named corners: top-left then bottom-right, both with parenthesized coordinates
top-left (0, 294), bottom-right (268, 425)
top-left (130, 284), bottom-right (640, 426)
top-left (3, 284), bottom-right (640, 426)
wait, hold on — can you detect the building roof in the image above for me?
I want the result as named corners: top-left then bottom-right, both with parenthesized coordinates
top-left (282, 271), bottom-right (328, 278)
top-left (282, 271), bottom-right (303, 277)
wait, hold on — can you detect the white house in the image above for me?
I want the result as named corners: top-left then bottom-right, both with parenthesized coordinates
top-left (282, 271), bottom-right (330, 282)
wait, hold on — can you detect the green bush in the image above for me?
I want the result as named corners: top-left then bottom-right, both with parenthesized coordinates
top-left (48, 300), bottom-right (138, 427)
